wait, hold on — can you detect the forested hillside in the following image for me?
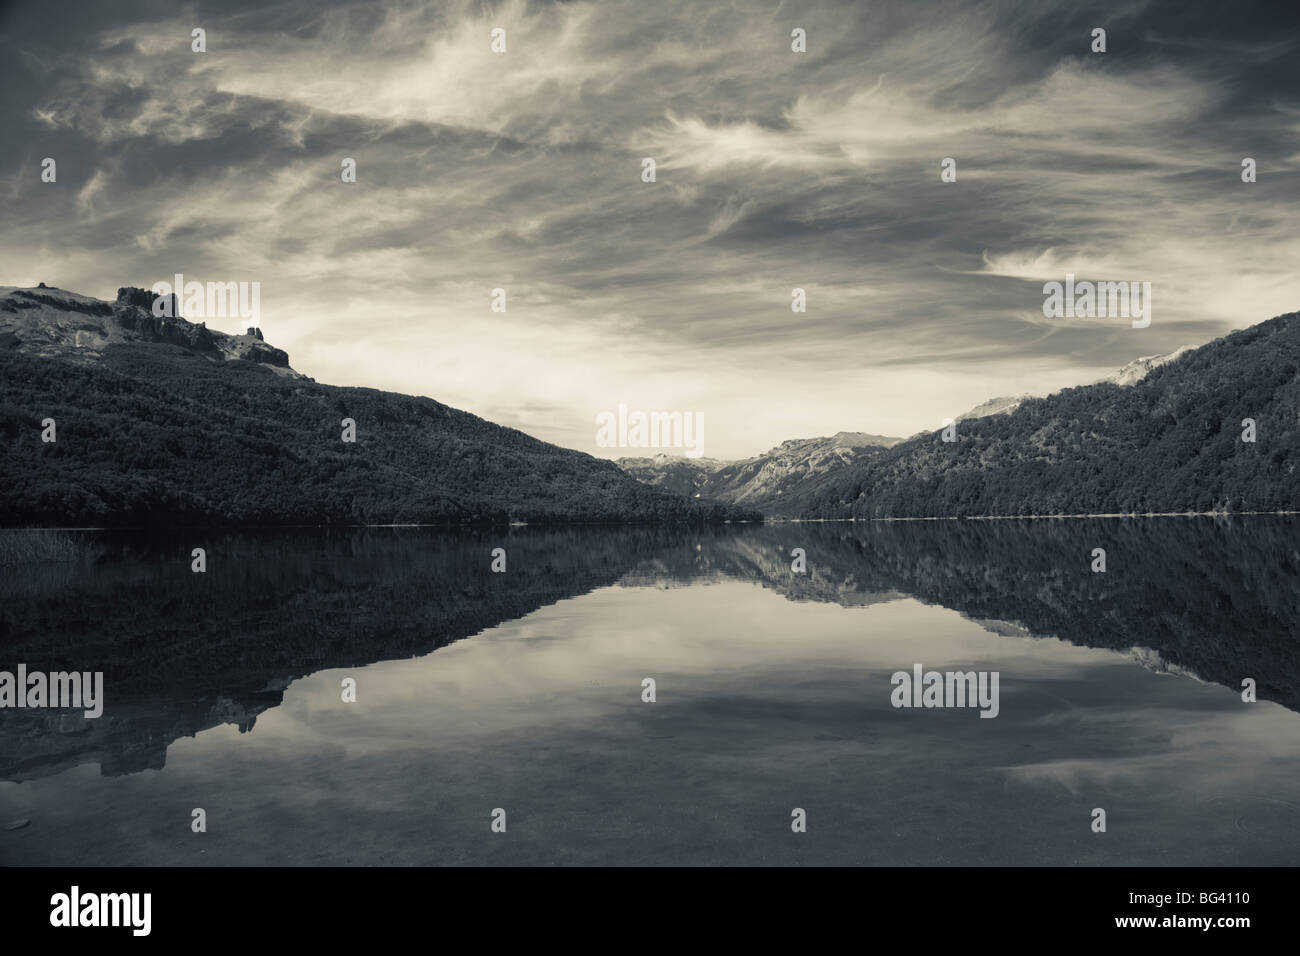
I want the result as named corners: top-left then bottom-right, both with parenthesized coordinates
top-left (799, 312), bottom-right (1300, 518)
top-left (0, 288), bottom-right (747, 527)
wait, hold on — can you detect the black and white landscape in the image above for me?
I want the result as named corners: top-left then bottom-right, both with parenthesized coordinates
top-left (2, 0), bottom-right (1300, 890)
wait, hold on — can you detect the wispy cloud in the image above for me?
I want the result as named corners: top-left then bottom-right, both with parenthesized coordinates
top-left (1, 0), bottom-right (1298, 458)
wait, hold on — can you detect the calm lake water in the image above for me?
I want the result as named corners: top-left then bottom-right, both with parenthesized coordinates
top-left (2, 518), bottom-right (1299, 866)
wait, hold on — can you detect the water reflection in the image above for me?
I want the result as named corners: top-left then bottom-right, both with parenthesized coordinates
top-left (2, 519), bottom-right (1298, 864)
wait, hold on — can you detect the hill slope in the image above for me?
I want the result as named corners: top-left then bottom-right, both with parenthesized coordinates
top-left (0, 286), bottom-right (747, 527)
top-left (799, 311), bottom-right (1300, 517)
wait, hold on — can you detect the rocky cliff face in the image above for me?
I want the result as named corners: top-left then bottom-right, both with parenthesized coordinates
top-left (0, 285), bottom-right (299, 376)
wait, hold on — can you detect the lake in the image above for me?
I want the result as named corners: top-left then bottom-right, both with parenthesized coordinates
top-left (2, 518), bottom-right (1299, 865)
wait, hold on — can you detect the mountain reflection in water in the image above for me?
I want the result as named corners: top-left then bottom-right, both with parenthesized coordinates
top-left (1, 518), bottom-right (1298, 865)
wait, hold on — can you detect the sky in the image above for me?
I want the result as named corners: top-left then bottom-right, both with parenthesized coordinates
top-left (2, 0), bottom-right (1299, 460)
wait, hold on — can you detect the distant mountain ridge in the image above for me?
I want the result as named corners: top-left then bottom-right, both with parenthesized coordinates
top-left (618, 431), bottom-right (902, 508)
top-left (0, 284), bottom-right (749, 526)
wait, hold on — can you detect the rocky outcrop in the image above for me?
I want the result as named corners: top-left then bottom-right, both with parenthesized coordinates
top-left (112, 286), bottom-right (223, 351)
top-left (0, 284), bottom-right (297, 375)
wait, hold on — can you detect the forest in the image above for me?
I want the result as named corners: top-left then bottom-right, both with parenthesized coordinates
top-left (0, 341), bottom-right (750, 527)
top-left (797, 311), bottom-right (1300, 518)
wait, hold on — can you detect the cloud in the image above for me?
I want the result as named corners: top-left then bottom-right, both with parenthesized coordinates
top-left (2, 0), bottom-right (1299, 459)
top-left (75, 168), bottom-right (108, 214)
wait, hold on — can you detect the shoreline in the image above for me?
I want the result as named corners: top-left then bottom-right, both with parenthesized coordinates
top-left (2, 510), bottom-right (1299, 532)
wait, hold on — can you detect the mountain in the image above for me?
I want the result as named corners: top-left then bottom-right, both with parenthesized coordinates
top-left (618, 431), bottom-right (902, 513)
top-left (619, 346), bottom-right (1215, 514)
top-left (797, 311), bottom-right (1300, 518)
top-left (618, 331), bottom-right (1283, 519)
top-left (0, 285), bottom-right (751, 527)
top-left (767, 431), bottom-right (904, 453)
top-left (614, 453), bottom-right (726, 498)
